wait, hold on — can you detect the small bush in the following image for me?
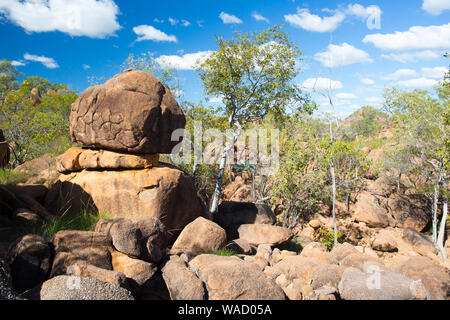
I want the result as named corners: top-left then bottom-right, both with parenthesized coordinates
top-left (0, 168), bottom-right (32, 184)
top-left (36, 210), bottom-right (110, 239)
top-left (319, 229), bottom-right (344, 251)
top-left (214, 247), bottom-right (236, 256)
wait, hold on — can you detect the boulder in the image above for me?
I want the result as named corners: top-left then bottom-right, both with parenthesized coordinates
top-left (237, 224), bottom-right (293, 247)
top-left (330, 243), bottom-right (360, 262)
top-left (45, 165), bottom-right (205, 240)
top-left (215, 201), bottom-right (276, 239)
top-left (338, 267), bottom-right (428, 300)
top-left (70, 261), bottom-right (129, 289)
top-left (226, 239), bottom-right (254, 255)
top-left (161, 255), bottom-right (206, 300)
top-left (371, 229), bottom-right (398, 252)
top-left (70, 70), bottom-right (186, 154)
top-left (266, 255), bottom-right (330, 282)
top-left (393, 256), bottom-right (450, 300)
top-left (56, 147), bottom-right (160, 173)
top-left (171, 217), bottom-right (226, 255)
top-left (300, 242), bottom-right (332, 263)
top-left (339, 253), bottom-right (385, 272)
top-left (51, 230), bottom-right (112, 277)
top-left (354, 192), bottom-right (390, 228)
top-left (366, 177), bottom-right (397, 197)
top-left (386, 194), bottom-right (431, 231)
top-left (310, 264), bottom-right (345, 290)
top-left (12, 208), bottom-right (43, 226)
top-left (38, 275), bottom-right (134, 300)
top-left (7, 235), bottom-right (52, 293)
top-left (110, 249), bottom-right (160, 298)
top-left (402, 228), bottom-right (437, 257)
top-left (189, 254), bottom-right (285, 300)
top-left (109, 217), bottom-right (167, 262)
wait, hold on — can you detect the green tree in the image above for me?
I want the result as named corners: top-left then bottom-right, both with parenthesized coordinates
top-left (198, 25), bottom-right (311, 215)
top-left (0, 71), bottom-right (77, 166)
top-left (383, 85), bottom-right (449, 258)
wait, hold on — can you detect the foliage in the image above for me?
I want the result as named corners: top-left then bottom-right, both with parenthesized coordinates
top-left (0, 168), bottom-right (32, 184)
top-left (319, 229), bottom-right (344, 251)
top-left (349, 107), bottom-right (382, 137)
top-left (198, 25), bottom-right (310, 126)
top-left (121, 52), bottom-right (179, 93)
top-left (36, 210), bottom-right (110, 239)
top-left (214, 247), bottom-right (236, 256)
top-left (0, 61), bottom-right (77, 167)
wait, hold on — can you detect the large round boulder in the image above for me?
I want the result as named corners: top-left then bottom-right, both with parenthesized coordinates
top-left (69, 70), bottom-right (186, 154)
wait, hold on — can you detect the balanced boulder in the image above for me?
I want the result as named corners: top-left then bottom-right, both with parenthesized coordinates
top-left (70, 70), bottom-right (185, 154)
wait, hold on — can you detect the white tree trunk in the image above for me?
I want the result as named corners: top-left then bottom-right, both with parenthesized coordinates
top-left (330, 162), bottom-right (338, 248)
top-left (432, 183), bottom-right (439, 244)
top-left (209, 126), bottom-right (242, 216)
top-left (437, 175), bottom-right (448, 259)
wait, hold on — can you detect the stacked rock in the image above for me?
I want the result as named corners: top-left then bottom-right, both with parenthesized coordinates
top-left (45, 69), bottom-right (205, 241)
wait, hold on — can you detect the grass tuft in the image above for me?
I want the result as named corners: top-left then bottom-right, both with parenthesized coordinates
top-left (214, 247), bottom-right (236, 256)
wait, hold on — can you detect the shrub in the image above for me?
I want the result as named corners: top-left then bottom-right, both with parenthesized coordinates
top-left (319, 229), bottom-right (344, 251)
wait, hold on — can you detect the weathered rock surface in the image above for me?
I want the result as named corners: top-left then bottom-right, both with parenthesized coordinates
top-left (172, 217), bottom-right (226, 255)
top-left (70, 70), bottom-right (186, 154)
top-left (393, 256), bottom-right (450, 300)
top-left (56, 147), bottom-right (159, 173)
top-left (45, 165), bottom-right (205, 240)
top-left (189, 254), bottom-right (285, 300)
top-left (38, 275), bottom-right (134, 300)
top-left (338, 267), bottom-right (428, 300)
top-left (110, 249), bottom-right (159, 297)
top-left (7, 234), bottom-right (52, 293)
top-left (0, 129), bottom-right (10, 168)
top-left (237, 224), bottom-right (293, 247)
top-left (386, 194), bottom-right (430, 231)
top-left (161, 255), bottom-right (206, 300)
top-left (354, 192), bottom-right (390, 228)
top-left (371, 229), bottom-right (398, 252)
top-left (109, 217), bottom-right (167, 262)
top-left (70, 261), bottom-right (129, 289)
top-left (402, 228), bottom-right (437, 257)
top-left (51, 230), bottom-right (112, 277)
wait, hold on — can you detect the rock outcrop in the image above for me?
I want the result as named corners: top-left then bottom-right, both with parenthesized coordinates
top-left (70, 70), bottom-right (185, 154)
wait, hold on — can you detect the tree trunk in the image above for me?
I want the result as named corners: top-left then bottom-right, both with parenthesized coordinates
top-left (346, 194), bottom-right (350, 213)
top-left (209, 126), bottom-right (242, 216)
top-left (432, 183), bottom-right (439, 244)
top-left (437, 176), bottom-right (448, 259)
top-left (330, 162), bottom-right (338, 248)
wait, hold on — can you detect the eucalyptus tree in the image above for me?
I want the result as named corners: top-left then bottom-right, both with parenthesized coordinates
top-left (198, 25), bottom-right (310, 215)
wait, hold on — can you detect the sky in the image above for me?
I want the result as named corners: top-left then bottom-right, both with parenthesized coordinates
top-left (0, 0), bottom-right (449, 118)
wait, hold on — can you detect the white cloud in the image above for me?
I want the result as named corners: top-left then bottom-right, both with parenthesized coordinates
top-left (153, 18), bottom-right (163, 23)
top-left (301, 77), bottom-right (343, 91)
top-left (252, 12), bottom-right (269, 23)
top-left (181, 20), bottom-right (191, 27)
top-left (381, 50), bottom-right (440, 63)
top-left (421, 66), bottom-right (447, 79)
top-left (314, 42), bottom-right (372, 67)
top-left (284, 8), bottom-right (345, 32)
top-left (156, 51), bottom-right (214, 70)
top-left (422, 0), bottom-right (450, 15)
top-left (381, 69), bottom-right (419, 81)
top-left (24, 53), bottom-right (59, 69)
top-left (11, 60), bottom-right (25, 66)
top-left (219, 12), bottom-right (242, 24)
top-left (361, 78), bottom-right (375, 85)
top-left (396, 77), bottom-right (439, 88)
top-left (363, 23), bottom-right (450, 51)
top-left (0, 0), bottom-right (120, 38)
top-left (345, 4), bottom-right (382, 19)
top-left (83, 64), bottom-right (91, 70)
top-left (133, 25), bottom-right (177, 42)
top-left (168, 17), bottom-right (178, 26)
top-left (335, 93), bottom-right (358, 100)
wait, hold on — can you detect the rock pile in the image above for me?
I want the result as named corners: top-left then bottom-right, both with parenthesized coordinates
top-left (45, 70), bottom-right (206, 239)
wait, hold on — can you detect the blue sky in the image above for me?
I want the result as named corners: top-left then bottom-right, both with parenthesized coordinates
top-left (0, 0), bottom-right (449, 118)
